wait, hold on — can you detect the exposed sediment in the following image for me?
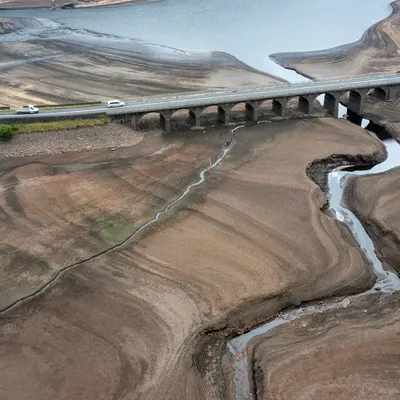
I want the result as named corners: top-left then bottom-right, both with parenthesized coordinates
top-left (271, 1), bottom-right (400, 80)
top-left (250, 292), bottom-right (400, 400)
top-left (0, 18), bottom-right (282, 107)
top-left (0, 118), bottom-right (386, 399)
top-left (345, 167), bottom-right (400, 276)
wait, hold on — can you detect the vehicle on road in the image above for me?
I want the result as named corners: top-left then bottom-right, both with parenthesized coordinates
top-left (15, 105), bottom-right (39, 114)
top-left (107, 100), bottom-right (125, 108)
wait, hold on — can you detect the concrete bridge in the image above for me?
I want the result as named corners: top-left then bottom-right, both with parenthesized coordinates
top-left (108, 74), bottom-right (400, 131)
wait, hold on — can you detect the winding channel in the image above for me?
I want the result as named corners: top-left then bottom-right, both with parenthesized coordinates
top-left (0, 129), bottom-right (239, 315)
top-left (228, 130), bottom-right (400, 400)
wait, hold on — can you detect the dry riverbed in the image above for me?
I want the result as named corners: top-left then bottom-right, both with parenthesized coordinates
top-left (0, 18), bottom-right (281, 107)
top-left (249, 292), bottom-right (400, 400)
top-left (0, 117), bottom-right (387, 399)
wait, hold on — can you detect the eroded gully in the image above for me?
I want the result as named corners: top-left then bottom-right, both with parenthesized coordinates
top-left (228, 132), bottom-right (400, 400)
top-left (0, 128), bottom-right (240, 315)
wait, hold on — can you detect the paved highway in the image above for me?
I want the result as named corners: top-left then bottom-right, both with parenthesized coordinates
top-left (2, 73), bottom-right (400, 121)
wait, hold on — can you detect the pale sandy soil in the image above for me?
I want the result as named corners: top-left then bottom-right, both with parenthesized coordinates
top-left (0, 118), bottom-right (385, 399)
top-left (250, 292), bottom-right (400, 400)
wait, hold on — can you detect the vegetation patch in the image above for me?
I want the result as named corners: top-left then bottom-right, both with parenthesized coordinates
top-left (12, 117), bottom-right (109, 133)
top-left (95, 215), bottom-right (136, 244)
top-left (0, 124), bottom-right (18, 141)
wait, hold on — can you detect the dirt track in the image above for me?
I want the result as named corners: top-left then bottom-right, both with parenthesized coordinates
top-left (0, 118), bottom-right (386, 399)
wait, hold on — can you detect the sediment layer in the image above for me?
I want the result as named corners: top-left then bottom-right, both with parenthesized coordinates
top-left (345, 168), bottom-right (400, 276)
top-left (271, 1), bottom-right (400, 80)
top-left (0, 118), bottom-right (385, 399)
top-left (250, 292), bottom-right (400, 400)
top-left (0, 19), bottom-right (281, 107)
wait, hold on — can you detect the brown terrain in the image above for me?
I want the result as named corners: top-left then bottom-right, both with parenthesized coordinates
top-left (2, 2), bottom-right (400, 400)
top-left (345, 168), bottom-right (400, 276)
top-left (0, 117), bottom-right (386, 399)
top-left (0, 18), bottom-right (281, 107)
top-left (250, 292), bottom-right (400, 400)
top-left (232, 5), bottom-right (400, 398)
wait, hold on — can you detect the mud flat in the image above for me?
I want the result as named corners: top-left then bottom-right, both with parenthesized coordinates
top-left (0, 18), bottom-right (281, 107)
top-left (249, 291), bottom-right (400, 400)
top-left (345, 168), bottom-right (400, 276)
top-left (271, 1), bottom-right (400, 80)
top-left (0, 118), bottom-right (386, 399)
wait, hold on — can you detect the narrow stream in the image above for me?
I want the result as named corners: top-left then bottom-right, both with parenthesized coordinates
top-left (228, 132), bottom-right (400, 400)
top-left (0, 129), bottom-right (239, 314)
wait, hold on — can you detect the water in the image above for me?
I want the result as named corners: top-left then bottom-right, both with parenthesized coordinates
top-left (0, 0), bottom-right (392, 80)
top-left (228, 137), bottom-right (400, 399)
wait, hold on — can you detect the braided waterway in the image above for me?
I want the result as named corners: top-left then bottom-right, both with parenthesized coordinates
top-left (228, 132), bottom-right (400, 400)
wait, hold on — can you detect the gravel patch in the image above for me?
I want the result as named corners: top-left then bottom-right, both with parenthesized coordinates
top-left (0, 123), bottom-right (144, 159)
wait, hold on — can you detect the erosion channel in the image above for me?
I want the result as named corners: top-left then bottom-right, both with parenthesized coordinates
top-left (228, 126), bottom-right (400, 400)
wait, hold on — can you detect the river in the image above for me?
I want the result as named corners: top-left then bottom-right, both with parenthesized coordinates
top-left (0, 0), bottom-right (393, 80)
top-left (228, 132), bottom-right (400, 399)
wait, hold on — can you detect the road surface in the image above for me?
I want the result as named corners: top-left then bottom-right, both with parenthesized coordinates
top-left (1, 73), bottom-right (400, 121)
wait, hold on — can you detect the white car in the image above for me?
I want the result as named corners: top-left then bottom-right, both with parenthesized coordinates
top-left (15, 105), bottom-right (39, 114)
top-left (107, 100), bottom-right (125, 108)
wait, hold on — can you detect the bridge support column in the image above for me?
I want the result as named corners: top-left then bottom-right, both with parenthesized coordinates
top-left (245, 101), bottom-right (262, 122)
top-left (189, 108), bottom-right (203, 128)
top-left (347, 109), bottom-right (362, 126)
top-left (272, 98), bottom-right (288, 117)
top-left (323, 92), bottom-right (343, 118)
top-left (218, 105), bottom-right (232, 125)
top-left (348, 89), bottom-right (369, 114)
top-left (130, 115), bottom-right (138, 130)
top-left (388, 85), bottom-right (400, 100)
top-left (160, 111), bottom-right (172, 132)
top-left (298, 95), bottom-right (317, 114)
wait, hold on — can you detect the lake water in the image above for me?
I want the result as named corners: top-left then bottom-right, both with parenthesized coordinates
top-left (0, 0), bottom-right (393, 80)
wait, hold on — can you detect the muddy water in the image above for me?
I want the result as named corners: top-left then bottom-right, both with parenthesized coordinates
top-left (228, 136), bottom-right (400, 400)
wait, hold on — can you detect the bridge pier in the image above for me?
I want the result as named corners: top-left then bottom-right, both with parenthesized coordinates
top-left (188, 108), bottom-right (203, 127)
top-left (218, 105), bottom-right (232, 124)
top-left (348, 89), bottom-right (369, 114)
top-left (388, 84), bottom-right (400, 100)
top-left (160, 111), bottom-right (172, 132)
top-left (272, 98), bottom-right (288, 117)
top-left (298, 95), bottom-right (317, 114)
top-left (245, 101), bottom-right (262, 122)
top-left (130, 115), bottom-right (138, 130)
top-left (323, 92), bottom-right (343, 118)
top-left (347, 109), bottom-right (363, 126)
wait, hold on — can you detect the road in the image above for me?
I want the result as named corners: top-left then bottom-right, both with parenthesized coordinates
top-left (2, 73), bottom-right (400, 121)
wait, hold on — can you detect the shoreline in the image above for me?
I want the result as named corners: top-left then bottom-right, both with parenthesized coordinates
top-left (271, 1), bottom-right (400, 80)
